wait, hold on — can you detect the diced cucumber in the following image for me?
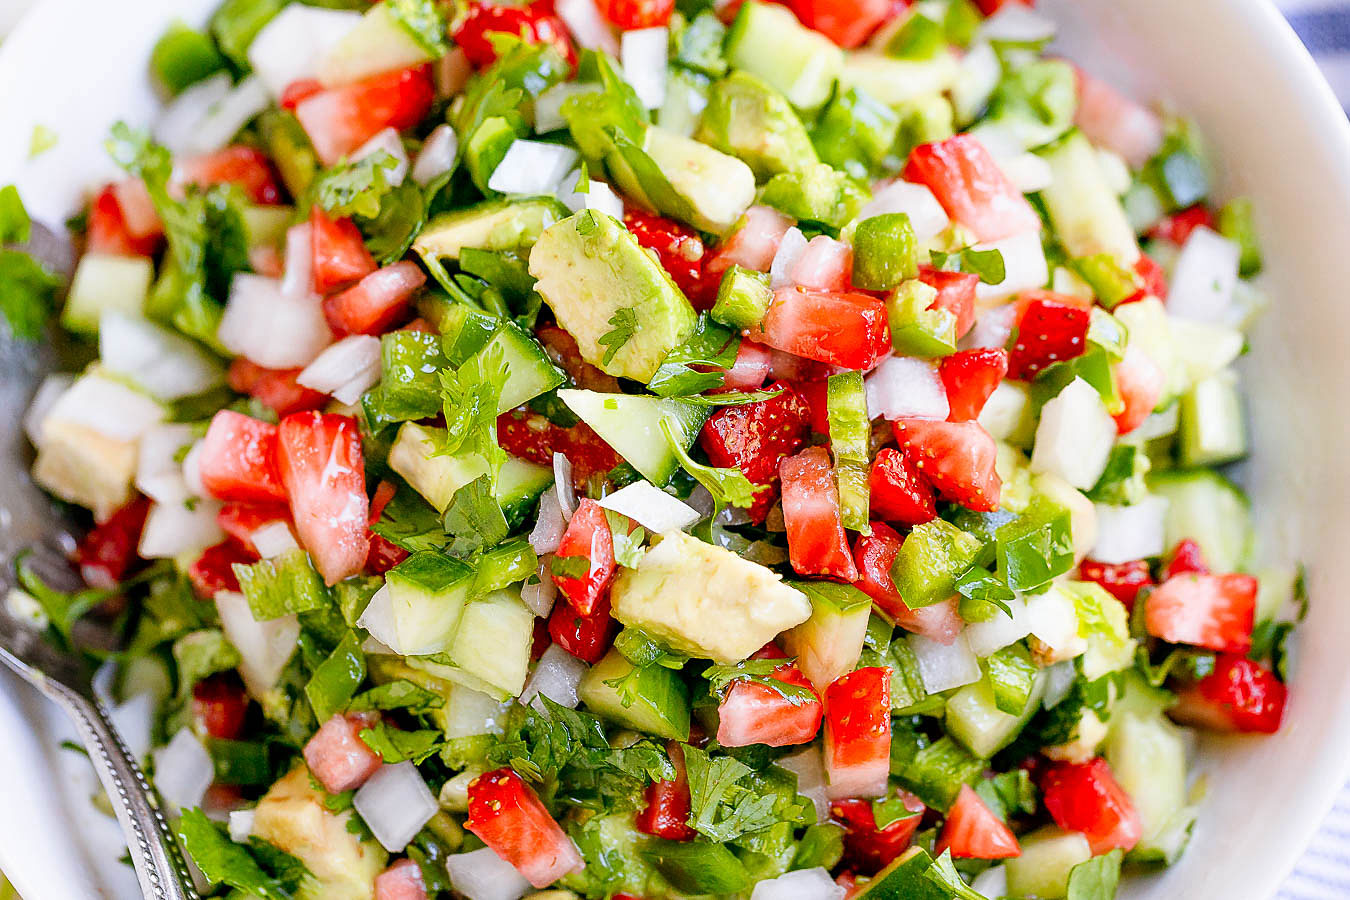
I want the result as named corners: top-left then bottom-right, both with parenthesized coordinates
top-left (1146, 468), bottom-right (1251, 572)
top-left (1038, 131), bottom-right (1139, 267)
top-left (386, 551), bottom-right (476, 656)
top-left (1169, 317), bottom-right (1244, 391)
top-left (578, 648), bottom-right (691, 741)
top-left (827, 371), bottom-right (871, 531)
top-left (850, 847), bottom-right (942, 899)
top-left (413, 196), bottom-right (567, 268)
top-left (1105, 712), bottom-right (1194, 864)
top-left (62, 253), bottom-right (153, 334)
top-left (1179, 369), bottom-right (1246, 466)
top-left (558, 389), bottom-right (707, 485)
top-left (471, 538), bottom-right (537, 597)
top-left (411, 590), bottom-right (535, 699)
top-left (780, 582), bottom-right (872, 690)
top-left (725, 1), bottom-right (842, 111)
top-left (1004, 827), bottom-right (1093, 899)
top-left (316, 2), bottom-right (433, 87)
top-left (476, 321), bottom-right (566, 414)
top-left (388, 422), bottom-right (551, 515)
top-left (495, 457), bottom-right (554, 525)
top-left (838, 51), bottom-right (961, 107)
top-left (945, 669), bottom-right (1045, 759)
top-left (441, 681), bottom-right (511, 738)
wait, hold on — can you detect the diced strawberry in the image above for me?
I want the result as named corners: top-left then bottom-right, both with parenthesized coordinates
top-left (705, 205), bottom-right (795, 279)
top-left (892, 419), bottom-right (1001, 512)
top-left (303, 712), bottom-right (384, 793)
top-left (550, 499), bottom-right (616, 616)
top-left (1040, 758), bottom-right (1143, 855)
top-left (177, 146), bottom-right (283, 206)
top-left (780, 446), bottom-right (859, 581)
top-left (323, 261), bottom-right (426, 335)
top-left (1006, 292), bottom-right (1091, 380)
top-left (1078, 558), bottom-right (1154, 611)
top-left (936, 784), bottom-right (1021, 859)
top-left (1072, 67), bottom-right (1164, 168)
top-left (1164, 539), bottom-right (1209, 579)
top-left (187, 539), bottom-right (258, 598)
top-left (716, 659), bottom-right (822, 747)
top-left (719, 340), bottom-right (772, 391)
top-left (1147, 205), bottom-right (1215, 246)
top-left (374, 858), bottom-right (427, 900)
top-left (453, 1), bottom-right (576, 69)
top-left (1130, 253), bottom-right (1169, 303)
top-left (868, 448), bottom-right (939, 526)
top-left (466, 768), bottom-right (585, 888)
top-left (796, 378), bottom-right (832, 436)
top-left (940, 348), bottom-right (1008, 423)
top-left (74, 495), bottom-right (151, 589)
top-left (217, 501), bottom-right (292, 555)
top-left (903, 135), bottom-right (1042, 243)
top-left (198, 411), bottom-right (288, 503)
top-left (276, 412), bottom-right (370, 585)
top-left (534, 325), bottom-right (622, 392)
top-left (228, 359), bottom-right (329, 417)
top-left (974, 0), bottom-right (1032, 12)
top-left (851, 523), bottom-right (961, 643)
top-left (831, 794), bottom-right (924, 875)
top-left (597, 0), bottom-right (675, 28)
top-left (790, 0), bottom-right (891, 47)
top-left (366, 481), bottom-right (410, 576)
top-left (918, 266), bottom-right (979, 339)
top-left (1144, 573), bottom-right (1257, 654)
top-left (111, 179), bottom-right (163, 242)
top-left (192, 673), bottom-right (249, 741)
top-left (310, 205), bottom-right (377, 294)
top-left (1112, 344), bottom-right (1166, 434)
top-left (87, 185), bottom-right (160, 257)
top-left (496, 409), bottom-right (622, 482)
top-left (624, 208), bottom-right (711, 308)
top-left (823, 667), bottom-right (892, 799)
top-left (548, 592), bottom-right (617, 663)
top-left (752, 288), bottom-right (891, 370)
top-left (280, 78), bottom-right (322, 112)
top-left (636, 743), bottom-right (697, 841)
top-left (295, 65), bottom-right (435, 165)
top-left (790, 235), bottom-right (853, 291)
top-left (1171, 654), bottom-right (1287, 734)
top-left (699, 382), bottom-right (812, 522)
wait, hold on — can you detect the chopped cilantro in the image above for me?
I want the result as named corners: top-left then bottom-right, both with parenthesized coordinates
top-left (597, 305), bottom-right (638, 366)
top-left (661, 418), bottom-right (764, 509)
top-left (442, 475), bottom-right (509, 558)
top-left (929, 246), bottom-right (1007, 285)
top-left (703, 659), bottom-right (816, 707)
top-left (359, 721), bottom-right (445, 764)
top-left (311, 151), bottom-right (398, 220)
top-left (177, 808), bottom-right (305, 899)
top-left (348, 680), bottom-right (445, 715)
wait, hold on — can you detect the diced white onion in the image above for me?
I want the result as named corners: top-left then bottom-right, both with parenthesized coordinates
top-left (182, 440), bottom-right (207, 498)
top-left (979, 4), bottom-right (1056, 43)
top-left (553, 453), bottom-right (576, 520)
top-left (909, 631), bottom-right (982, 693)
top-left (999, 152), bottom-right (1054, 193)
top-left (769, 226), bottom-right (808, 289)
top-left (555, 0), bottom-right (619, 55)
top-left (598, 481), bottom-right (700, 533)
top-left (353, 762), bottom-right (439, 852)
top-left (487, 140), bottom-right (580, 196)
top-left (412, 125), bottom-right (457, 187)
top-left (972, 865), bottom-right (1008, 898)
top-left (622, 28), bottom-right (669, 109)
top-left (864, 356), bottom-right (949, 421)
top-left (965, 302), bottom-right (1018, 351)
top-left (964, 595), bottom-right (1033, 657)
top-left (99, 311), bottom-right (225, 401)
top-left (1030, 378), bottom-right (1116, 490)
top-left (297, 334), bottom-right (382, 406)
top-left (251, 521), bottom-right (300, 559)
top-left (775, 747), bottom-right (829, 824)
top-left (977, 380), bottom-right (1030, 443)
top-left (219, 273), bottom-right (333, 369)
top-left (520, 559), bottom-right (558, 617)
top-left (215, 590), bottom-right (299, 696)
top-left (1025, 586), bottom-right (1081, 653)
top-left (444, 685), bottom-right (510, 739)
top-left (24, 374), bottom-right (74, 448)
top-left (1166, 227), bottom-right (1240, 324)
top-left (857, 181), bottom-right (949, 242)
top-left (353, 126), bottom-right (409, 187)
top-left (535, 82), bottom-right (595, 134)
top-left (520, 644), bottom-right (588, 711)
top-left (530, 490), bottom-right (567, 556)
top-left (247, 6), bottom-right (363, 98)
top-left (136, 424), bottom-right (196, 505)
top-left (1042, 659), bottom-right (1078, 709)
top-left (45, 373), bottom-right (164, 442)
top-left (357, 585), bottom-right (403, 652)
top-left (184, 75), bottom-right (269, 156)
top-left (559, 174), bottom-right (626, 220)
top-left (111, 693), bottom-right (155, 763)
top-left (975, 230), bottom-right (1048, 303)
top-left (228, 809), bottom-right (255, 844)
top-left (951, 42), bottom-right (1000, 125)
top-left (280, 223), bottom-right (313, 301)
top-left (6, 588), bottom-right (48, 631)
top-left (139, 499), bottom-right (224, 560)
top-left (152, 728), bottom-right (213, 811)
top-left (751, 868), bottom-right (845, 900)
top-left (1091, 496), bottom-right (1169, 564)
top-left (445, 847), bottom-right (532, 900)
top-left (154, 72), bottom-right (233, 154)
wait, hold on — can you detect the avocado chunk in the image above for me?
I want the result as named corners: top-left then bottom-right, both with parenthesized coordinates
top-left (529, 211), bottom-right (697, 381)
top-left (578, 648), bottom-right (691, 740)
top-left (251, 764), bottom-right (387, 900)
top-left (695, 71), bottom-right (818, 181)
top-left (760, 162), bottom-right (869, 230)
top-left (413, 196), bottom-right (568, 264)
top-left (780, 582), bottom-right (872, 689)
top-left (610, 531), bottom-right (812, 663)
top-left (838, 51), bottom-right (961, 107)
top-left (638, 128), bottom-right (757, 235)
top-left (32, 418), bottom-right (138, 521)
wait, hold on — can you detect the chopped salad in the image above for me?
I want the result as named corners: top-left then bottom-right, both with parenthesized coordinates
top-left (1, 0), bottom-right (1303, 897)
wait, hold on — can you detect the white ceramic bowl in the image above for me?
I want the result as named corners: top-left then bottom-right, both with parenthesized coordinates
top-left (2, 0), bottom-right (1349, 898)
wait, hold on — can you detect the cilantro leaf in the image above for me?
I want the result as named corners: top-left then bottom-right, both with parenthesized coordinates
top-left (612, 628), bottom-right (688, 669)
top-left (311, 152), bottom-right (398, 220)
top-left (0, 249), bottom-right (61, 339)
top-left (386, 0), bottom-right (449, 55)
top-left (679, 387), bottom-right (784, 406)
top-left (172, 629), bottom-right (241, 699)
top-left (871, 794), bottom-right (922, 830)
top-left (442, 474), bottom-right (509, 558)
top-left (597, 305), bottom-right (638, 366)
top-left (683, 745), bottom-right (781, 842)
top-left (304, 630), bottom-right (366, 722)
top-left (925, 850), bottom-right (988, 899)
top-left (437, 342), bottom-right (509, 464)
top-left (233, 550), bottom-right (331, 621)
top-left (359, 721), bottom-right (445, 764)
top-left (703, 659), bottom-right (816, 707)
top-left (369, 484), bottom-right (446, 552)
top-left (603, 509), bottom-right (647, 568)
top-left (975, 768), bottom-right (1037, 821)
top-left (178, 808), bottom-right (303, 899)
top-left (647, 314), bottom-right (739, 397)
top-left (349, 680), bottom-right (445, 715)
top-left (1066, 848), bottom-right (1123, 900)
top-left (929, 246), bottom-right (1007, 285)
top-left (17, 553), bottom-right (169, 649)
top-left (661, 418), bottom-right (765, 509)
top-left (550, 555), bottom-right (591, 579)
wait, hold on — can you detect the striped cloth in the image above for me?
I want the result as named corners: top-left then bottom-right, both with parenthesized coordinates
top-left (1276, 7), bottom-right (1350, 894)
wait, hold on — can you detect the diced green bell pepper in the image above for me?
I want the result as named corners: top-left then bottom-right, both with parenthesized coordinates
top-left (891, 519), bottom-right (983, 608)
top-left (812, 88), bottom-right (900, 180)
top-left (151, 22), bottom-right (228, 95)
top-left (852, 213), bottom-right (918, 291)
top-left (711, 265), bottom-right (773, 329)
top-left (886, 280), bottom-right (957, 358)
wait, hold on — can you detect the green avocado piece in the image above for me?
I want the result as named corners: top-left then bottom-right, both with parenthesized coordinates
top-left (578, 648), bottom-right (691, 741)
top-left (626, 127), bottom-right (757, 235)
top-left (529, 211), bottom-right (697, 381)
top-left (725, 0), bottom-right (842, 111)
top-left (413, 197), bottom-right (568, 264)
top-left (695, 71), bottom-right (818, 181)
top-left (760, 162), bottom-right (869, 230)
